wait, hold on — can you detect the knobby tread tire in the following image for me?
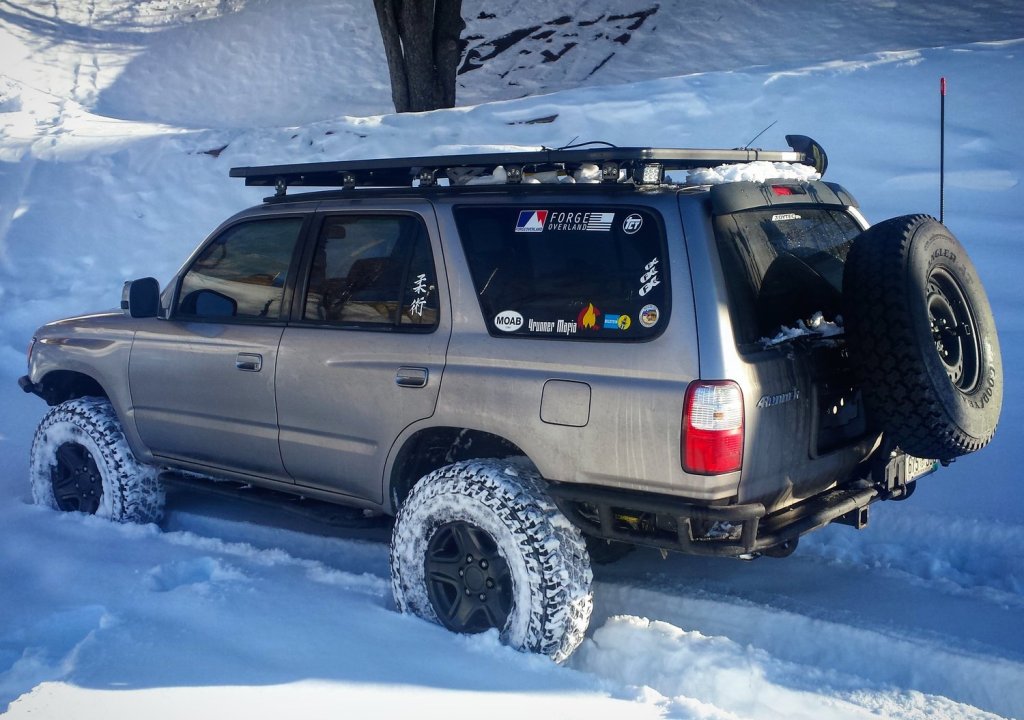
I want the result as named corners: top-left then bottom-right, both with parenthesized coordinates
top-left (843, 215), bottom-right (1002, 460)
top-left (390, 459), bottom-right (593, 662)
top-left (30, 396), bottom-right (164, 523)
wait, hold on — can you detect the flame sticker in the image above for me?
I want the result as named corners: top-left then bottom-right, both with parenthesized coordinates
top-left (577, 303), bottom-right (601, 330)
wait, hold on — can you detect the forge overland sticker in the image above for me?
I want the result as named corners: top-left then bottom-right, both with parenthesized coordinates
top-left (515, 210), bottom-right (549, 232)
top-left (639, 303), bottom-right (660, 328)
top-left (547, 211), bottom-right (614, 232)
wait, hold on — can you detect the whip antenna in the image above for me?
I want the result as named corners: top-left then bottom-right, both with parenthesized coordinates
top-left (940, 77), bottom-right (947, 223)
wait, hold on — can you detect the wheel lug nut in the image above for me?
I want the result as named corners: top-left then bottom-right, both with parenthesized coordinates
top-left (479, 594), bottom-right (486, 601)
top-left (466, 554), bottom-right (473, 563)
top-left (486, 579), bottom-right (495, 589)
top-left (458, 569), bottom-right (464, 577)
top-left (465, 588), bottom-right (471, 595)
top-left (480, 560), bottom-right (488, 569)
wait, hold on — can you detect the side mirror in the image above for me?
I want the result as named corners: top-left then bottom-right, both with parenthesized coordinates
top-left (121, 277), bottom-right (160, 318)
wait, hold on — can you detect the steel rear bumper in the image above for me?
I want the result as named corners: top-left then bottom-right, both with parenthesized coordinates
top-left (548, 479), bottom-right (880, 557)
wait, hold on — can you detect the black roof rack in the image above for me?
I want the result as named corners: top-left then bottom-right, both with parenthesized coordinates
top-left (229, 135), bottom-right (827, 196)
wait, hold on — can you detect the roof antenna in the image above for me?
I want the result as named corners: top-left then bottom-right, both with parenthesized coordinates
top-left (940, 77), bottom-right (947, 224)
top-left (743, 120), bottom-right (777, 149)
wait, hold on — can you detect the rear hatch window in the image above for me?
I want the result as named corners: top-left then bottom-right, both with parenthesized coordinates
top-left (454, 206), bottom-right (670, 341)
top-left (713, 208), bottom-right (861, 349)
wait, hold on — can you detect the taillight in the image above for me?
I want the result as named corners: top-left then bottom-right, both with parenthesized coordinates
top-left (683, 380), bottom-right (744, 475)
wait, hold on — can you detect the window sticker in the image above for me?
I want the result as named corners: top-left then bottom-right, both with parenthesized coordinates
top-left (639, 304), bottom-right (660, 328)
top-left (515, 210), bottom-right (548, 233)
top-left (526, 318), bottom-right (578, 336)
top-left (771, 213), bottom-right (802, 222)
top-left (639, 257), bottom-right (661, 297)
top-left (407, 272), bottom-right (431, 318)
top-left (623, 213), bottom-right (644, 234)
top-left (494, 310), bottom-right (524, 332)
top-left (602, 314), bottom-right (632, 331)
top-left (577, 302), bottom-right (602, 330)
top-left (546, 211), bottom-right (614, 232)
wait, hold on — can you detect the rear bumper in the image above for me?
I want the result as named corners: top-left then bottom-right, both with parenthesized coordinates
top-left (549, 478), bottom-right (880, 557)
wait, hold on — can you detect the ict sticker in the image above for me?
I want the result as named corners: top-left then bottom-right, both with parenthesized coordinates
top-left (771, 213), bottom-right (802, 222)
top-left (623, 213), bottom-right (643, 234)
top-left (639, 257), bottom-right (660, 297)
top-left (515, 210), bottom-right (548, 233)
top-left (577, 302), bottom-right (602, 330)
top-left (639, 304), bottom-right (660, 328)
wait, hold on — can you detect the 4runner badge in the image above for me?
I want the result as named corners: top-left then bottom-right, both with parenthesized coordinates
top-left (756, 388), bottom-right (800, 408)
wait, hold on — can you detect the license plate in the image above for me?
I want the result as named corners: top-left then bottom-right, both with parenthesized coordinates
top-left (904, 454), bottom-right (938, 482)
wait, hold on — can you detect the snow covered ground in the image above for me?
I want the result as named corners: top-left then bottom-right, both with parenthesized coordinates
top-left (2, 1), bottom-right (1023, 718)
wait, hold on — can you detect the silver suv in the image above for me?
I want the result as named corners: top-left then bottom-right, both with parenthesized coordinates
top-left (19, 139), bottom-right (1003, 661)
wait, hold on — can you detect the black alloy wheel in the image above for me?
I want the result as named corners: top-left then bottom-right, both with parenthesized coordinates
top-left (425, 521), bottom-right (513, 634)
top-left (927, 266), bottom-right (981, 393)
top-left (51, 442), bottom-right (102, 514)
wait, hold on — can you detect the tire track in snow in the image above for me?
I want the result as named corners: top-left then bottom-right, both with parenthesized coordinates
top-left (584, 579), bottom-right (1023, 719)
top-left (164, 499), bottom-right (1023, 717)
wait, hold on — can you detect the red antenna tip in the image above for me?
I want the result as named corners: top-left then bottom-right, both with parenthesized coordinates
top-left (941, 77), bottom-right (947, 96)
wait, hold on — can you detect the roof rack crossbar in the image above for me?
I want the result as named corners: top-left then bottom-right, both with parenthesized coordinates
top-left (230, 136), bottom-right (826, 194)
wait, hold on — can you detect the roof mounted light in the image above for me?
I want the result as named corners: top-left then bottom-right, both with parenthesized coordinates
top-left (637, 162), bottom-right (664, 185)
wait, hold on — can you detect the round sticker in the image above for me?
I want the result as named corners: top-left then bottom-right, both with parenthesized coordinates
top-left (617, 315), bottom-right (632, 331)
top-left (623, 213), bottom-right (644, 235)
top-left (639, 304), bottom-right (659, 328)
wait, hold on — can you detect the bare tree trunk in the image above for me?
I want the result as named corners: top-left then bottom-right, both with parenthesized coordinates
top-left (373, 0), bottom-right (465, 113)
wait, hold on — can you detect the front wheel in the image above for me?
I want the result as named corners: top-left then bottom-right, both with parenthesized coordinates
top-left (390, 459), bottom-right (593, 662)
top-left (30, 397), bottom-right (164, 523)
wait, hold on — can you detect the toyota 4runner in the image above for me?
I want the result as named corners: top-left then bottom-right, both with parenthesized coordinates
top-left (19, 137), bottom-right (1003, 661)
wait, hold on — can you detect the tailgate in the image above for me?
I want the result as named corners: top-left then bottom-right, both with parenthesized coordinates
top-left (705, 181), bottom-right (877, 509)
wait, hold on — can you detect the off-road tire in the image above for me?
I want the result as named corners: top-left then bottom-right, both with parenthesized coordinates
top-left (390, 459), bottom-right (593, 662)
top-left (30, 397), bottom-right (164, 523)
top-left (843, 215), bottom-right (1002, 460)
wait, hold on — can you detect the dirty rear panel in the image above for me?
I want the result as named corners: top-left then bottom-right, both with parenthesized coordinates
top-left (683, 181), bottom-right (879, 511)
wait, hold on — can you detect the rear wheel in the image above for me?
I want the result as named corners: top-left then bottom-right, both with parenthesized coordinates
top-left (30, 397), bottom-right (164, 523)
top-left (390, 459), bottom-right (593, 662)
top-left (843, 215), bottom-right (1002, 460)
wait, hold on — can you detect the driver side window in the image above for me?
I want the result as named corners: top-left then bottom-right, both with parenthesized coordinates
top-left (177, 218), bottom-right (304, 321)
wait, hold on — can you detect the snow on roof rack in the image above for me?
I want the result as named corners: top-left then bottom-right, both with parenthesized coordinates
top-left (229, 135), bottom-right (827, 196)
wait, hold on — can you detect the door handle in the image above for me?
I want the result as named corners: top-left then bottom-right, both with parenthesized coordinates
top-left (236, 353), bottom-right (263, 372)
top-left (395, 366), bottom-right (428, 388)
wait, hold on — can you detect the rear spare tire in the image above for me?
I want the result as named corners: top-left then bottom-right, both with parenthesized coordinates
top-left (390, 459), bottom-right (593, 662)
top-left (843, 215), bottom-right (1001, 460)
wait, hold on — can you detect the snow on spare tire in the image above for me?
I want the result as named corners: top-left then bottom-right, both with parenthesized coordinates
top-left (390, 459), bottom-right (593, 662)
top-left (843, 215), bottom-right (1002, 461)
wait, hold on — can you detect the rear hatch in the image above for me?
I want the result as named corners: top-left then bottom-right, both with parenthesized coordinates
top-left (707, 181), bottom-right (878, 509)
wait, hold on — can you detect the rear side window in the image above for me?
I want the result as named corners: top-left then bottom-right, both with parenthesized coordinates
top-left (713, 208), bottom-right (861, 348)
top-left (177, 217), bottom-right (304, 321)
top-left (454, 206), bottom-right (669, 340)
top-left (302, 214), bottom-right (438, 329)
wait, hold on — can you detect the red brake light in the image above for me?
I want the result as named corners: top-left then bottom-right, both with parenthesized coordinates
top-left (771, 185), bottom-right (795, 195)
top-left (683, 381), bottom-right (744, 475)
